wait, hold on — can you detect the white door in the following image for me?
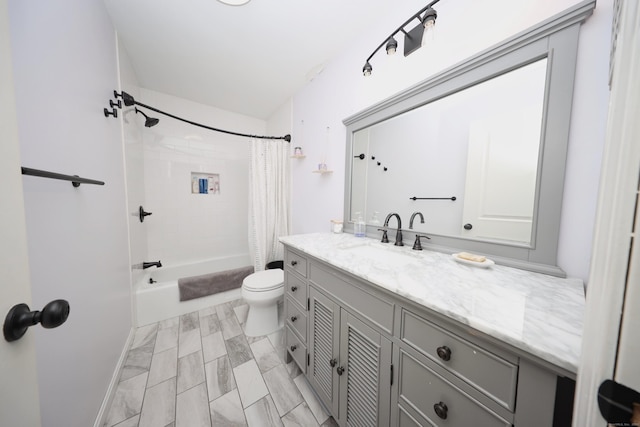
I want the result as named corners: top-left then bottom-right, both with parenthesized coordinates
top-left (573, 0), bottom-right (640, 424)
top-left (0, 0), bottom-right (41, 425)
top-left (461, 106), bottom-right (541, 244)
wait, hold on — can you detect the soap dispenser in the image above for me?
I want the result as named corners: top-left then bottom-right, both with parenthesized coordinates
top-left (354, 213), bottom-right (366, 237)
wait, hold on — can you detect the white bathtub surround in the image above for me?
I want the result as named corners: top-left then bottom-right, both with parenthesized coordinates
top-left (135, 254), bottom-right (251, 326)
top-left (280, 233), bottom-right (585, 373)
top-left (249, 138), bottom-right (291, 272)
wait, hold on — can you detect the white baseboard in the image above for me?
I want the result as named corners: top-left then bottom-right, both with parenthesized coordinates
top-left (93, 327), bottom-right (135, 427)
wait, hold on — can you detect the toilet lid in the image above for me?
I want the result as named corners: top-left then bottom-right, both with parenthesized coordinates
top-left (243, 269), bottom-right (284, 291)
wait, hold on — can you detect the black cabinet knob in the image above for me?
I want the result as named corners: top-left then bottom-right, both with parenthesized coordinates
top-left (290, 315), bottom-right (298, 322)
top-left (464, 223), bottom-right (473, 230)
top-left (290, 286), bottom-right (298, 292)
top-left (336, 366), bottom-right (345, 375)
top-left (4, 299), bottom-right (70, 342)
top-left (139, 206), bottom-right (153, 223)
top-left (330, 358), bottom-right (337, 367)
top-left (290, 345), bottom-right (297, 352)
top-left (434, 402), bottom-right (448, 419)
top-left (437, 346), bottom-right (452, 361)
top-left (291, 260), bottom-right (298, 266)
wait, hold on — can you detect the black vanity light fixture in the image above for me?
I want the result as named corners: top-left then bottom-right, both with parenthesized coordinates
top-left (363, 0), bottom-right (441, 76)
top-left (112, 91), bottom-right (291, 142)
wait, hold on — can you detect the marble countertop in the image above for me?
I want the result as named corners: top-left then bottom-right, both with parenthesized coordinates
top-left (280, 232), bottom-right (585, 374)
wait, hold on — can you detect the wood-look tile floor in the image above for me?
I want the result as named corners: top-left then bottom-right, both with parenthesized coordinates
top-left (104, 299), bottom-right (338, 427)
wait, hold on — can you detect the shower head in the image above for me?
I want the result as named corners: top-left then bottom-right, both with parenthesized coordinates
top-left (134, 107), bottom-right (160, 128)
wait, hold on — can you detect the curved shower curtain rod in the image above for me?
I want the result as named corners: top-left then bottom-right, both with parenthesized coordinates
top-left (113, 91), bottom-right (291, 142)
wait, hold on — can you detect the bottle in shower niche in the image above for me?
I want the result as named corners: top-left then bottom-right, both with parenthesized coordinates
top-left (354, 214), bottom-right (366, 237)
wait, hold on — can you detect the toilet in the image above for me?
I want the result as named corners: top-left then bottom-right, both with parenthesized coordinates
top-left (242, 269), bottom-right (284, 337)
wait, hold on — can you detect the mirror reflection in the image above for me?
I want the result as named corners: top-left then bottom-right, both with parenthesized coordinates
top-left (350, 58), bottom-right (547, 245)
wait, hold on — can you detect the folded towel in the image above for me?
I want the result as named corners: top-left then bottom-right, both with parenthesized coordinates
top-left (457, 252), bottom-right (487, 263)
top-left (178, 265), bottom-right (254, 301)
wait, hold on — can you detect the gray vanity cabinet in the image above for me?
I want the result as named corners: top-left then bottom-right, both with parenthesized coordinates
top-left (283, 245), bottom-right (566, 427)
top-left (308, 284), bottom-right (393, 427)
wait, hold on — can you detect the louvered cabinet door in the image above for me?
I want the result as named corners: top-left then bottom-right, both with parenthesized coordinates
top-left (308, 286), bottom-right (341, 415)
top-left (338, 309), bottom-right (392, 427)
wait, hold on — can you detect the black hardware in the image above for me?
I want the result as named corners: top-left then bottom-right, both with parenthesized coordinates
top-left (412, 234), bottom-right (431, 251)
top-left (377, 161), bottom-right (381, 166)
top-left (139, 206), bottom-right (153, 223)
top-left (109, 99), bottom-right (122, 109)
top-left (464, 223), bottom-right (473, 230)
top-left (290, 316), bottom-right (298, 322)
top-left (21, 167), bottom-right (105, 187)
top-left (378, 228), bottom-right (389, 243)
top-left (135, 107), bottom-right (160, 128)
top-left (337, 366), bottom-right (345, 375)
top-left (114, 90), bottom-right (292, 142)
top-left (384, 167), bottom-right (388, 171)
top-left (307, 298), bottom-right (310, 311)
top-left (409, 212), bottom-right (425, 229)
top-left (371, 156), bottom-right (376, 160)
top-left (598, 379), bottom-right (640, 424)
top-left (434, 402), bottom-right (448, 420)
top-left (4, 300), bottom-right (70, 342)
top-left (383, 213), bottom-right (404, 246)
top-left (148, 278), bottom-right (156, 284)
top-left (330, 358), bottom-right (337, 367)
top-left (291, 260), bottom-right (298, 266)
top-left (307, 354), bottom-right (310, 366)
top-left (410, 196), bottom-right (457, 201)
top-left (142, 261), bottom-right (162, 269)
top-left (103, 107), bottom-right (118, 118)
top-left (437, 346), bottom-right (452, 361)
top-left (290, 345), bottom-right (297, 352)
top-left (391, 364), bottom-right (394, 386)
top-left (354, 153), bottom-right (365, 160)
top-left (290, 286), bottom-right (297, 292)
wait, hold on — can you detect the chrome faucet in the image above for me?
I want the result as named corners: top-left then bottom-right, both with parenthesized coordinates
top-left (383, 213), bottom-right (403, 246)
top-left (142, 261), bottom-right (162, 269)
top-left (409, 212), bottom-right (424, 229)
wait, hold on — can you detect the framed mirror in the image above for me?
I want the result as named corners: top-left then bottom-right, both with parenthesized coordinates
top-left (343, 2), bottom-right (595, 276)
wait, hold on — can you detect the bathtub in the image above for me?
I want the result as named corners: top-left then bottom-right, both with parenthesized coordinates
top-left (135, 254), bottom-right (252, 326)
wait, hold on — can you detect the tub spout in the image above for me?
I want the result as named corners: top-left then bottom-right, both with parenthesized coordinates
top-left (143, 261), bottom-right (162, 269)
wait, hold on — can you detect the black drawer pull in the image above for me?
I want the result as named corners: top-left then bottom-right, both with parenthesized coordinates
top-left (290, 315), bottom-right (298, 322)
top-left (437, 345), bottom-right (451, 361)
top-left (434, 402), bottom-right (448, 420)
top-left (336, 366), bottom-right (345, 375)
top-left (330, 358), bottom-right (337, 367)
top-left (290, 286), bottom-right (298, 292)
top-left (290, 345), bottom-right (297, 352)
top-left (291, 260), bottom-right (298, 266)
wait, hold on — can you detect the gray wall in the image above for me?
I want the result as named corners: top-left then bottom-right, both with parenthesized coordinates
top-left (8, 0), bottom-right (133, 425)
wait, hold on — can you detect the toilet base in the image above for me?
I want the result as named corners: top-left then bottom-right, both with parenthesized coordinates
top-left (244, 303), bottom-right (281, 337)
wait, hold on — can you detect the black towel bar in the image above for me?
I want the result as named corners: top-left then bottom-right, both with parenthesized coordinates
top-left (410, 196), bottom-right (456, 201)
top-left (21, 167), bottom-right (105, 187)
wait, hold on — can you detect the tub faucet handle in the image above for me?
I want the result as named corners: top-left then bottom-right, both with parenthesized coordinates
top-left (142, 261), bottom-right (162, 269)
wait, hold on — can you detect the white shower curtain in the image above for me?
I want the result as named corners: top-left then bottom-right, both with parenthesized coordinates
top-left (249, 138), bottom-right (291, 272)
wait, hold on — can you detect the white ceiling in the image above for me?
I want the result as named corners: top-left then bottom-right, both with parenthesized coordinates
top-left (104, 0), bottom-right (393, 120)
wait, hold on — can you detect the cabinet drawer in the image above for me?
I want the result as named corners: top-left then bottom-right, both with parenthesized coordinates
top-left (286, 271), bottom-right (307, 308)
top-left (286, 326), bottom-right (307, 374)
top-left (285, 251), bottom-right (307, 277)
top-left (400, 309), bottom-right (518, 411)
top-left (285, 297), bottom-right (307, 341)
top-left (398, 350), bottom-right (511, 427)
top-left (310, 263), bottom-right (394, 334)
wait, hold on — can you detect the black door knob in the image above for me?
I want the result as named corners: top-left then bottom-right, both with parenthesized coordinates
top-left (290, 286), bottom-right (298, 292)
top-left (464, 223), bottom-right (473, 230)
top-left (290, 345), bottom-right (297, 352)
top-left (336, 366), bottom-right (345, 375)
top-left (434, 402), bottom-right (448, 419)
top-left (291, 260), bottom-right (298, 266)
top-left (4, 299), bottom-right (70, 342)
top-left (330, 358), bottom-right (337, 367)
top-left (290, 316), bottom-right (298, 322)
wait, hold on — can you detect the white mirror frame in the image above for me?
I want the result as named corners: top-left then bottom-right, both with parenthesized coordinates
top-left (342, 1), bottom-right (596, 277)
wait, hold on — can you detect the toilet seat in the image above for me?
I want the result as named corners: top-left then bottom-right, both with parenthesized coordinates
top-left (243, 269), bottom-right (284, 292)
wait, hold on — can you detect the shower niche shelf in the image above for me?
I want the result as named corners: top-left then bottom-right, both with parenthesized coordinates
top-left (191, 172), bottom-right (220, 195)
top-left (312, 170), bottom-right (333, 175)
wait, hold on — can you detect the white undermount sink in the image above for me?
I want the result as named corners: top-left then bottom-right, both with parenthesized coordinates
top-left (338, 240), bottom-right (420, 267)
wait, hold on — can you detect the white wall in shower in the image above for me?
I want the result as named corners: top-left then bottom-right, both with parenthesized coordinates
top-left (139, 88), bottom-right (265, 266)
top-left (118, 39), bottom-right (148, 295)
top-left (290, 0), bottom-right (613, 281)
